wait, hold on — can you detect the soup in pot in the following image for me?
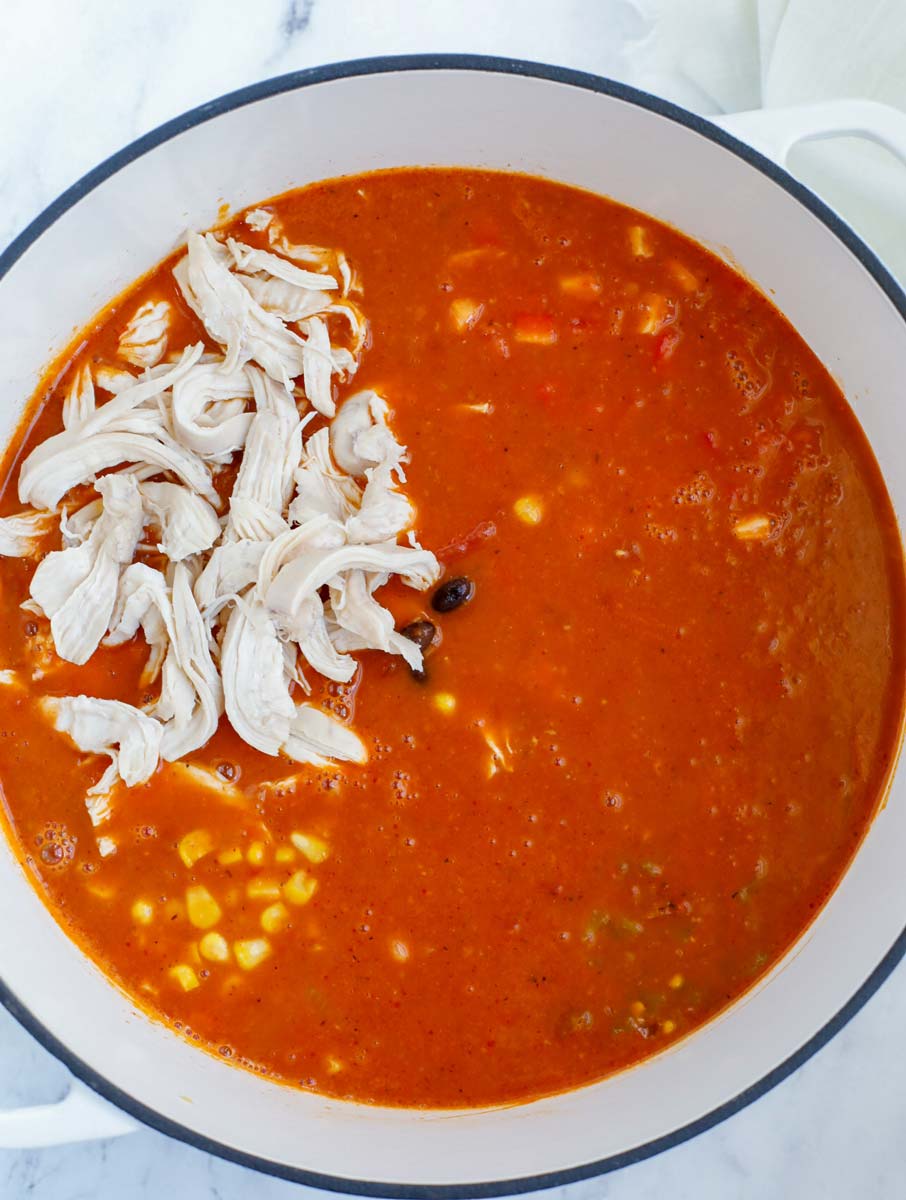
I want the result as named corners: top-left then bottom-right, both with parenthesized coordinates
top-left (0, 169), bottom-right (902, 1107)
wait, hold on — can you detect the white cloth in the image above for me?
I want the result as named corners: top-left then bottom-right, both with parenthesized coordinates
top-left (624, 0), bottom-right (906, 283)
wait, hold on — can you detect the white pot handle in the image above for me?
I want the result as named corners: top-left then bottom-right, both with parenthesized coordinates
top-left (713, 98), bottom-right (906, 168)
top-left (0, 1079), bottom-right (139, 1148)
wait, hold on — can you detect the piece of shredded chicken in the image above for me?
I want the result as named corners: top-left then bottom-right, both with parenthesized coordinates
top-left (118, 300), bottom-right (171, 368)
top-left (10, 217), bottom-right (438, 818)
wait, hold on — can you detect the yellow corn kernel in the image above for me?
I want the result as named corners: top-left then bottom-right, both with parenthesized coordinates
top-left (325, 1055), bottom-right (343, 1075)
top-left (433, 692), bottom-right (457, 715)
top-left (131, 899), bottom-right (154, 926)
top-left (669, 973), bottom-right (684, 989)
top-left (630, 1000), bottom-right (646, 1018)
top-left (661, 1019), bottom-right (677, 1035)
top-left (234, 937), bottom-right (272, 970)
top-left (733, 514), bottom-right (773, 541)
top-left (637, 293), bottom-right (669, 335)
top-left (84, 882), bottom-right (117, 901)
top-left (390, 939), bottom-right (410, 962)
top-left (668, 260), bottom-right (699, 292)
top-left (283, 870), bottom-right (318, 907)
top-left (290, 832), bottom-right (330, 864)
top-left (178, 829), bottom-right (213, 868)
top-left (186, 941), bottom-right (202, 966)
top-left (199, 931), bottom-right (230, 963)
top-left (261, 901), bottom-right (290, 934)
top-left (559, 272), bottom-right (601, 300)
top-left (247, 840), bottom-right (267, 866)
top-left (217, 847), bottom-right (243, 866)
top-left (169, 964), bottom-right (200, 992)
top-left (513, 496), bottom-right (544, 525)
top-left (449, 298), bottom-right (484, 333)
top-left (629, 224), bottom-right (652, 258)
top-left (186, 885), bottom-right (222, 930)
top-left (275, 845), bottom-right (296, 864)
top-left (246, 876), bottom-right (281, 901)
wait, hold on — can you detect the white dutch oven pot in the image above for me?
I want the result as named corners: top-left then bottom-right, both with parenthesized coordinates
top-left (0, 57), bottom-right (904, 1196)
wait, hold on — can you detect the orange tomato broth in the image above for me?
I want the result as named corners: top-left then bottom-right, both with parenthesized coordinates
top-left (0, 169), bottom-right (903, 1109)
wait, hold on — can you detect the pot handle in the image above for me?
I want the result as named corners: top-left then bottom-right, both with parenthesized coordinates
top-left (713, 98), bottom-right (906, 168)
top-left (0, 1080), bottom-right (139, 1148)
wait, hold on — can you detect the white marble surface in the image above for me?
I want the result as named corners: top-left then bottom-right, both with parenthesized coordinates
top-left (2, 1), bottom-right (906, 1197)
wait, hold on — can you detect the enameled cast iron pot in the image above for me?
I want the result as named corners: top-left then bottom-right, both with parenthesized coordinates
top-left (0, 56), bottom-right (905, 1197)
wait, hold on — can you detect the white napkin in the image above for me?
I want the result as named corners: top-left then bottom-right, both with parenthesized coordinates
top-left (623, 0), bottom-right (906, 283)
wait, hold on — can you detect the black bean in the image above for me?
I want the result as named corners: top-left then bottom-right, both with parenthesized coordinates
top-left (431, 576), bottom-right (475, 613)
top-left (401, 620), bottom-right (437, 684)
top-left (400, 620), bottom-right (437, 653)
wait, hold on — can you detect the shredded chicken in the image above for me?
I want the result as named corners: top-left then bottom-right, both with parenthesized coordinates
top-left (29, 474), bottom-right (144, 664)
top-left (0, 509), bottom-right (56, 557)
top-left (41, 694), bottom-right (162, 822)
top-left (14, 218), bottom-right (440, 801)
top-left (118, 300), bottom-right (171, 368)
top-left (18, 345), bottom-right (214, 509)
top-left (140, 482), bottom-right (221, 561)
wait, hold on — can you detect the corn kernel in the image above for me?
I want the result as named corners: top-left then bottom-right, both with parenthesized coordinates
top-left (325, 1055), bottom-right (344, 1074)
top-left (275, 845), bottom-right (296, 864)
top-left (131, 899), bottom-right (154, 925)
top-left (449, 298), bottom-right (484, 333)
top-left (514, 496), bottom-right (544, 525)
top-left (391, 939), bottom-right (410, 962)
top-left (169, 964), bottom-right (200, 992)
top-left (217, 847), bottom-right (243, 866)
top-left (247, 841), bottom-right (267, 866)
top-left (668, 260), bottom-right (699, 292)
top-left (199, 931), bottom-right (230, 963)
top-left (661, 1019), bottom-right (677, 1035)
top-left (246, 876), bottom-right (281, 901)
top-left (186, 941), bottom-right (202, 966)
top-left (178, 829), bottom-right (213, 868)
top-left (733, 514), bottom-right (773, 541)
top-left (630, 1000), bottom-right (646, 1018)
top-left (669, 973), bottom-right (684, 989)
top-left (637, 293), bottom-right (669, 334)
top-left (283, 870), bottom-right (318, 906)
top-left (234, 937), bottom-right (272, 970)
top-left (261, 901), bottom-right (289, 934)
top-left (186, 885), bottom-right (222, 930)
top-left (290, 832), bottom-right (330, 864)
top-left (559, 272), bottom-right (601, 299)
top-left (513, 314), bottom-right (557, 344)
top-left (433, 692), bottom-right (457, 715)
top-left (629, 224), bottom-right (652, 257)
top-left (84, 882), bottom-right (117, 900)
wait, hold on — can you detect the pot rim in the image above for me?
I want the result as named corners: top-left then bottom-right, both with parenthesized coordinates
top-left (2, 52), bottom-right (905, 1199)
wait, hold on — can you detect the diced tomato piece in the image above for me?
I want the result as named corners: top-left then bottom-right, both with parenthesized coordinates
top-left (514, 314), bottom-right (557, 345)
